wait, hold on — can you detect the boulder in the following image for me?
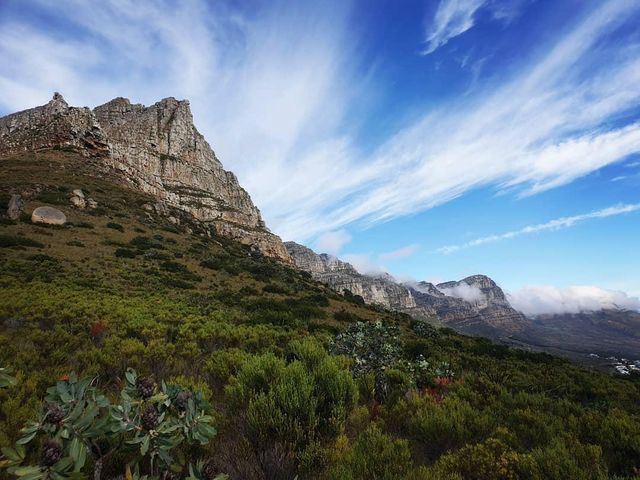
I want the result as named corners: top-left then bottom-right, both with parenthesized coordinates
top-left (70, 196), bottom-right (86, 208)
top-left (7, 194), bottom-right (24, 220)
top-left (31, 206), bottom-right (67, 225)
top-left (86, 197), bottom-right (98, 209)
top-left (72, 189), bottom-right (85, 199)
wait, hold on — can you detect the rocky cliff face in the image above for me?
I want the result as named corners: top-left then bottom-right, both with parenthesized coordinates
top-left (0, 94), bottom-right (291, 263)
top-left (407, 277), bottom-right (527, 336)
top-left (284, 242), bottom-right (419, 310)
top-left (285, 242), bottom-right (527, 338)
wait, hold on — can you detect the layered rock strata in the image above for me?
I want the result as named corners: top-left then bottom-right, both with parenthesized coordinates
top-left (0, 94), bottom-right (291, 262)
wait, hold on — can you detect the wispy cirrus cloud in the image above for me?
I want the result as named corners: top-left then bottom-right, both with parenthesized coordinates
top-left (421, 0), bottom-right (526, 55)
top-left (1, 1), bottom-right (639, 244)
top-left (379, 244), bottom-right (420, 261)
top-left (422, 0), bottom-right (487, 55)
top-left (436, 203), bottom-right (640, 254)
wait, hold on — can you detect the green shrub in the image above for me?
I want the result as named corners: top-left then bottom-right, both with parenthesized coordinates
top-left (66, 240), bottom-right (85, 247)
top-left (74, 221), bottom-right (94, 229)
top-left (114, 248), bottom-right (137, 258)
top-left (106, 222), bottom-right (124, 232)
top-left (226, 340), bottom-right (357, 477)
top-left (328, 424), bottom-right (413, 480)
top-left (262, 283), bottom-right (291, 294)
top-left (0, 235), bottom-right (45, 249)
top-left (333, 309), bottom-right (363, 322)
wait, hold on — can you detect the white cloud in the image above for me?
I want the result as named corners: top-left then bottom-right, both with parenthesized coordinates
top-left (314, 229), bottom-right (352, 255)
top-left (436, 202), bottom-right (640, 254)
top-left (1, 1), bottom-right (640, 242)
top-left (421, 0), bottom-right (526, 55)
top-left (422, 0), bottom-right (487, 55)
top-left (341, 253), bottom-right (386, 276)
top-left (438, 283), bottom-right (485, 303)
top-left (508, 285), bottom-right (640, 316)
top-left (379, 244), bottom-right (420, 261)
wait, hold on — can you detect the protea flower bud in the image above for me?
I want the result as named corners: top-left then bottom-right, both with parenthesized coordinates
top-left (174, 391), bottom-right (192, 411)
top-left (141, 405), bottom-right (159, 430)
top-left (135, 377), bottom-right (155, 399)
top-left (44, 403), bottom-right (65, 424)
top-left (41, 440), bottom-right (62, 467)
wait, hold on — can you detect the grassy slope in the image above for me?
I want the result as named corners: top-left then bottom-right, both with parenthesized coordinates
top-left (1, 152), bottom-right (639, 479)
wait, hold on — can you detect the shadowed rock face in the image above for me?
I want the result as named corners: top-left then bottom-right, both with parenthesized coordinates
top-left (285, 242), bottom-right (527, 338)
top-left (0, 93), bottom-right (291, 263)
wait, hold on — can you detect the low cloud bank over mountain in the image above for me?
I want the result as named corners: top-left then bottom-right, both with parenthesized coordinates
top-left (507, 285), bottom-right (640, 316)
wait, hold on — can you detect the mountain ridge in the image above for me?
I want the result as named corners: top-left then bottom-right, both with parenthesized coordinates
top-left (0, 93), bottom-right (292, 263)
top-left (285, 241), bottom-right (528, 339)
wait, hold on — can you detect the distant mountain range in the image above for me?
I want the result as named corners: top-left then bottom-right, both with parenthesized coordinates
top-left (285, 242), bottom-right (640, 359)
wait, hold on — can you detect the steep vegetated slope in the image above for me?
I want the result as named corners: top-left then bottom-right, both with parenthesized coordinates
top-left (0, 100), bottom-right (639, 478)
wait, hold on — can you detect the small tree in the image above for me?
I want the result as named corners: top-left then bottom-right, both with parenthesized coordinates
top-left (1, 369), bottom-right (225, 480)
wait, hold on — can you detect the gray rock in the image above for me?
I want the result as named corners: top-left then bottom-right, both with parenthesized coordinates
top-left (70, 195), bottom-right (86, 208)
top-left (154, 202), bottom-right (169, 216)
top-left (32, 206), bottom-right (67, 225)
top-left (7, 194), bottom-right (24, 220)
top-left (72, 189), bottom-right (85, 199)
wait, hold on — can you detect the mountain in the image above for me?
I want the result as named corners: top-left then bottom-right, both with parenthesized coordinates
top-left (285, 242), bottom-right (527, 339)
top-left (285, 243), bottom-right (640, 359)
top-left (410, 276), bottom-right (527, 336)
top-left (512, 309), bottom-right (640, 358)
top-left (0, 93), bottom-right (291, 263)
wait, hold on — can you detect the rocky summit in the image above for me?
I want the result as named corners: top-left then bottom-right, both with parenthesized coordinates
top-left (0, 93), bottom-right (291, 263)
top-left (285, 241), bottom-right (527, 339)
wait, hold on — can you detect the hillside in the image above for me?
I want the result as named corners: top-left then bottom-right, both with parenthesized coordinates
top-left (513, 309), bottom-right (640, 359)
top-left (1, 151), bottom-right (639, 479)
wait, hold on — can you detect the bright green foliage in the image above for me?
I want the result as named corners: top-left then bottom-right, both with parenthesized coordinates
top-left (427, 436), bottom-right (523, 480)
top-left (1, 370), bottom-right (219, 480)
top-left (328, 424), bottom-right (413, 480)
top-left (226, 339), bottom-right (357, 475)
top-left (392, 393), bottom-right (494, 460)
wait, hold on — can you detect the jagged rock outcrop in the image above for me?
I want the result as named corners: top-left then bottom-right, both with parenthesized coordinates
top-left (286, 242), bottom-right (527, 338)
top-left (0, 93), bottom-right (109, 155)
top-left (284, 242), bottom-right (418, 310)
top-left (0, 94), bottom-right (291, 263)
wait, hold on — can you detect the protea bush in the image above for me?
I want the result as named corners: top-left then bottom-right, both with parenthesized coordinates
top-left (0, 368), bottom-right (225, 480)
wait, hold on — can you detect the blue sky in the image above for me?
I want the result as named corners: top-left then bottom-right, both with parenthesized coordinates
top-left (1, 0), bottom-right (639, 312)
